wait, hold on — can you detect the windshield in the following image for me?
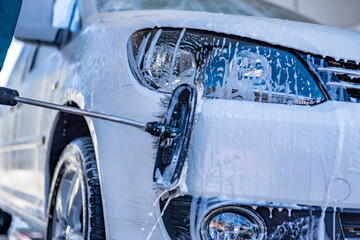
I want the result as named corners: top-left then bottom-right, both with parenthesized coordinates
top-left (97, 0), bottom-right (314, 23)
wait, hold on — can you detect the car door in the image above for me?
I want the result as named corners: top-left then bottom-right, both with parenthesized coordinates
top-left (9, 44), bottom-right (59, 219)
top-left (8, 0), bottom-right (82, 219)
top-left (0, 44), bottom-right (36, 206)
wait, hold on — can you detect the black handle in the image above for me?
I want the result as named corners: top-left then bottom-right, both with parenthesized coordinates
top-left (0, 87), bottom-right (19, 106)
top-left (146, 121), bottom-right (179, 138)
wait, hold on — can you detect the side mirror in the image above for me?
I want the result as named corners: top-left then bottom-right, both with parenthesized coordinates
top-left (14, 0), bottom-right (79, 45)
top-left (15, 0), bottom-right (58, 44)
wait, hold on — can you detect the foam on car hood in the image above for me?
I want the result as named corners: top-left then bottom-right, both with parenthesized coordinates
top-left (98, 10), bottom-right (360, 63)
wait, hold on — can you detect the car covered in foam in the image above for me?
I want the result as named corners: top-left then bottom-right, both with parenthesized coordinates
top-left (0, 0), bottom-right (360, 239)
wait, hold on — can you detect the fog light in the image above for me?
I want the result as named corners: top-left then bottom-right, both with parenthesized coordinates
top-left (201, 206), bottom-right (266, 240)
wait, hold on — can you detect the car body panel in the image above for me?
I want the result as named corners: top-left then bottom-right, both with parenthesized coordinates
top-left (72, 10), bottom-right (360, 238)
top-left (187, 99), bottom-right (360, 208)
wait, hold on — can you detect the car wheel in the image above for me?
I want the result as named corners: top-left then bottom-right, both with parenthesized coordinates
top-left (0, 209), bottom-right (11, 234)
top-left (46, 137), bottom-right (105, 239)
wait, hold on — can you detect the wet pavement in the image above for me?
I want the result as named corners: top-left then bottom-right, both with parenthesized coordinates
top-left (0, 217), bottom-right (43, 240)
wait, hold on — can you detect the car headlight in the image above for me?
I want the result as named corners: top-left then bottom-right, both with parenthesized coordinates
top-left (128, 28), bottom-right (326, 105)
top-left (201, 206), bottom-right (266, 240)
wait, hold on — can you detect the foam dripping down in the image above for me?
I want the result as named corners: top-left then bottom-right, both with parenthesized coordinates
top-left (145, 198), bottom-right (171, 240)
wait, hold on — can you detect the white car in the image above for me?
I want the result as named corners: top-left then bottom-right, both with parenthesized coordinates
top-left (0, 0), bottom-right (360, 239)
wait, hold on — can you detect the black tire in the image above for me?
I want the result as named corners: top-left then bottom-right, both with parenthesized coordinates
top-left (0, 209), bottom-right (11, 234)
top-left (46, 137), bottom-right (105, 239)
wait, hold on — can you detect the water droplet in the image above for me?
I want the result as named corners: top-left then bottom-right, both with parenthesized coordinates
top-left (328, 178), bottom-right (351, 201)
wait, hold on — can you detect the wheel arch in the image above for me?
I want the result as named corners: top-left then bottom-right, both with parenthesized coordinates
top-left (45, 101), bottom-right (91, 211)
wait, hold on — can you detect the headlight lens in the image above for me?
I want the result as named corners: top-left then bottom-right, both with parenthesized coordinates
top-left (143, 43), bottom-right (196, 91)
top-left (128, 28), bottom-right (325, 105)
top-left (201, 206), bottom-right (266, 240)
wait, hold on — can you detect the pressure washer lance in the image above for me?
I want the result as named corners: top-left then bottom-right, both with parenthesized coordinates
top-left (0, 87), bottom-right (179, 138)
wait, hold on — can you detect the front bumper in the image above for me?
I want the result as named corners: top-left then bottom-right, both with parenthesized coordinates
top-left (186, 99), bottom-right (360, 209)
top-left (157, 98), bottom-right (360, 239)
top-left (160, 195), bottom-right (360, 239)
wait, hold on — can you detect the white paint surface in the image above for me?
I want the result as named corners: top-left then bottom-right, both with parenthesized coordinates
top-left (187, 99), bottom-right (360, 208)
top-left (100, 10), bottom-right (360, 62)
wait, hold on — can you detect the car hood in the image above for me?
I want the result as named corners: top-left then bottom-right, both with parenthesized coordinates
top-left (99, 10), bottom-right (360, 63)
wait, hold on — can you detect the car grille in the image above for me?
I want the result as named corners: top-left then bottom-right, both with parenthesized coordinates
top-left (160, 195), bottom-right (360, 240)
top-left (322, 57), bottom-right (360, 100)
top-left (340, 211), bottom-right (360, 239)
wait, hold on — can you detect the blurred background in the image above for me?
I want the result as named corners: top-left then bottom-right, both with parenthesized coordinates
top-left (265, 0), bottom-right (360, 30)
